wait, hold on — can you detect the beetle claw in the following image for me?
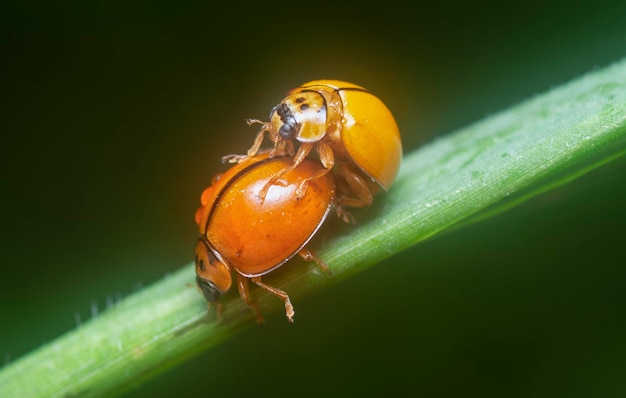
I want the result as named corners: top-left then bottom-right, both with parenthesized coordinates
top-left (335, 205), bottom-right (357, 224)
top-left (222, 154), bottom-right (249, 164)
top-left (282, 297), bottom-right (295, 323)
top-left (257, 184), bottom-right (270, 203)
top-left (246, 118), bottom-right (266, 126)
top-left (295, 181), bottom-right (308, 199)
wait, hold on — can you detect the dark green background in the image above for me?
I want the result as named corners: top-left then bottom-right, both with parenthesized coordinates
top-left (2, 1), bottom-right (626, 396)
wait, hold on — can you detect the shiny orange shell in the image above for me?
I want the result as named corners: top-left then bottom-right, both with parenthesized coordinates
top-left (198, 155), bottom-right (335, 277)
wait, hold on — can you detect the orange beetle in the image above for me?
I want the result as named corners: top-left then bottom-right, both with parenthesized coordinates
top-left (223, 80), bottom-right (402, 222)
top-left (194, 154), bottom-right (335, 323)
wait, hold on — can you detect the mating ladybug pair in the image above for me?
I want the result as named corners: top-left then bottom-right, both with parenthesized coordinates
top-left (194, 80), bottom-right (402, 323)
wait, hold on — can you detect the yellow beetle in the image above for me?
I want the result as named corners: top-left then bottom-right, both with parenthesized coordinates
top-left (223, 80), bottom-right (402, 222)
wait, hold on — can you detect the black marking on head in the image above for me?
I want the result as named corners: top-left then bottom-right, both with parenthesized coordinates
top-left (297, 89), bottom-right (328, 117)
top-left (197, 236), bottom-right (221, 266)
top-left (276, 103), bottom-right (294, 124)
top-left (195, 253), bottom-right (205, 271)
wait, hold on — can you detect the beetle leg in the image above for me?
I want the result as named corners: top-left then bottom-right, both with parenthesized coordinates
top-left (298, 248), bottom-right (331, 274)
top-left (246, 118), bottom-right (266, 127)
top-left (285, 140), bottom-right (295, 156)
top-left (337, 163), bottom-right (375, 207)
top-left (236, 273), bottom-right (265, 324)
top-left (269, 139), bottom-right (293, 158)
top-left (250, 277), bottom-right (295, 323)
top-left (222, 120), bottom-right (270, 164)
top-left (334, 163), bottom-right (379, 223)
top-left (258, 142), bottom-right (314, 202)
top-left (334, 205), bottom-right (357, 225)
top-left (295, 142), bottom-right (334, 199)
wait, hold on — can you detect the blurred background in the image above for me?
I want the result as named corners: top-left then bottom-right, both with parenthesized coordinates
top-left (2, 1), bottom-right (626, 396)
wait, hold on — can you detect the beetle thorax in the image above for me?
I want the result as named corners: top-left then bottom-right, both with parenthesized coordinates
top-left (270, 92), bottom-right (328, 143)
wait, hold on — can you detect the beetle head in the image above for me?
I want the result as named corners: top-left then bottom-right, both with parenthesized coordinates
top-left (269, 91), bottom-right (328, 143)
top-left (194, 236), bottom-right (232, 302)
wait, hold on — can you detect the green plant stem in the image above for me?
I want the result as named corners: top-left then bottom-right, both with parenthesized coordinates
top-left (2, 58), bottom-right (626, 397)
